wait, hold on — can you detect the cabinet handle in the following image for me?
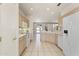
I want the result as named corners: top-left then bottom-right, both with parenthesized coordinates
top-left (0, 37), bottom-right (2, 42)
top-left (13, 37), bottom-right (16, 40)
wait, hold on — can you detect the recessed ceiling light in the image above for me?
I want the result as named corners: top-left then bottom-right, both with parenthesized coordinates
top-left (30, 8), bottom-right (33, 10)
top-left (46, 8), bottom-right (50, 11)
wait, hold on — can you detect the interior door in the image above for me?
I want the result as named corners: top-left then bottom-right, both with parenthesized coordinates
top-left (0, 4), bottom-right (1, 55)
top-left (0, 4), bottom-right (19, 56)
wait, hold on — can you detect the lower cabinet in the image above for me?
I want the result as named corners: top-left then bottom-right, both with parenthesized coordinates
top-left (41, 32), bottom-right (58, 45)
top-left (19, 35), bottom-right (26, 55)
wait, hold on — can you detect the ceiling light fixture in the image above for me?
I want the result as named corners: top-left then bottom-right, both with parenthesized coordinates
top-left (46, 8), bottom-right (50, 11)
top-left (30, 8), bottom-right (33, 11)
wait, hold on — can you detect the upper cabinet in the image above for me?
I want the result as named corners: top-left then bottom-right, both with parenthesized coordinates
top-left (19, 15), bottom-right (29, 35)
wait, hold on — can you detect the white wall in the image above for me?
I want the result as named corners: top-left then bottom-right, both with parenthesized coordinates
top-left (0, 3), bottom-right (19, 56)
top-left (61, 4), bottom-right (79, 16)
top-left (58, 11), bottom-right (79, 56)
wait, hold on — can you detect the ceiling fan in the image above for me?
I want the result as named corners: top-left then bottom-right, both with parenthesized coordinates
top-left (57, 3), bottom-right (61, 6)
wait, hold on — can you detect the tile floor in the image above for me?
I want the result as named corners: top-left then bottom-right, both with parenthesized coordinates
top-left (22, 33), bottom-right (64, 56)
top-left (22, 41), bottom-right (64, 56)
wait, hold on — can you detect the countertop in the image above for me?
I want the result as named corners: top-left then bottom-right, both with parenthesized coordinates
top-left (19, 34), bottom-right (26, 39)
top-left (41, 31), bottom-right (62, 35)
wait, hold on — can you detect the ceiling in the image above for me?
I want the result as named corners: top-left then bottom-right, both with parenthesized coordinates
top-left (19, 3), bottom-right (72, 22)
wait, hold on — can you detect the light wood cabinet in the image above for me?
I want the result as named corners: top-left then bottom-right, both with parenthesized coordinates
top-left (19, 14), bottom-right (29, 55)
top-left (41, 32), bottom-right (58, 45)
top-left (19, 35), bottom-right (26, 55)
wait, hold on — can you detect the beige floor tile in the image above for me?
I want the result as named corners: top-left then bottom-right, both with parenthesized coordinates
top-left (23, 41), bottom-right (64, 56)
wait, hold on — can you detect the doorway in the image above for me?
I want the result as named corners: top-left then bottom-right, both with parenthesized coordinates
top-left (33, 22), bottom-right (42, 48)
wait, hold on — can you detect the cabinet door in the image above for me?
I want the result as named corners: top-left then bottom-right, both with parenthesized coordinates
top-left (19, 36), bottom-right (26, 55)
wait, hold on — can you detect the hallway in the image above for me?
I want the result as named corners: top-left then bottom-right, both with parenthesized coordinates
top-left (19, 3), bottom-right (79, 56)
top-left (19, 3), bottom-right (69, 56)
